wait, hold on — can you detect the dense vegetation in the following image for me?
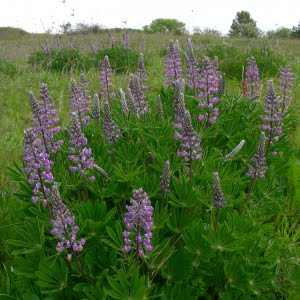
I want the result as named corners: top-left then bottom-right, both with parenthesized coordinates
top-left (0, 27), bottom-right (300, 299)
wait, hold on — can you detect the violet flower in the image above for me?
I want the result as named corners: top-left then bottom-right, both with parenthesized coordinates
top-left (29, 87), bottom-right (63, 154)
top-left (68, 112), bottom-right (96, 200)
top-left (119, 88), bottom-right (129, 115)
top-left (213, 172), bottom-right (226, 208)
top-left (173, 92), bottom-right (186, 140)
top-left (278, 65), bottom-right (293, 111)
top-left (123, 30), bottom-right (130, 50)
top-left (128, 73), bottom-right (149, 116)
top-left (185, 38), bottom-right (199, 96)
top-left (23, 128), bottom-right (54, 205)
top-left (92, 94), bottom-right (100, 125)
top-left (103, 102), bottom-right (122, 145)
top-left (244, 56), bottom-right (260, 100)
top-left (122, 188), bottom-right (154, 257)
top-left (69, 79), bottom-right (90, 127)
top-left (197, 56), bottom-right (220, 127)
top-left (246, 132), bottom-right (267, 180)
top-left (136, 53), bottom-right (148, 90)
top-left (99, 55), bottom-right (116, 101)
top-left (164, 40), bottom-right (182, 85)
top-left (261, 80), bottom-right (282, 155)
top-left (50, 185), bottom-right (86, 259)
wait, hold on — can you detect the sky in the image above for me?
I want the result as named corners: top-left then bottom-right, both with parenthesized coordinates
top-left (0, 0), bottom-right (299, 35)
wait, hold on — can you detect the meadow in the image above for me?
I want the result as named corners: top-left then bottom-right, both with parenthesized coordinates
top-left (1, 28), bottom-right (300, 299)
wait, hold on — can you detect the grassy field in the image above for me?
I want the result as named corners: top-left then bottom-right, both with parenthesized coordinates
top-left (1, 28), bottom-right (300, 298)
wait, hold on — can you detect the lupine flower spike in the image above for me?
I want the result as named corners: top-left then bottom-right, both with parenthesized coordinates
top-left (244, 56), bottom-right (260, 101)
top-left (92, 94), bottom-right (100, 125)
top-left (23, 128), bottom-right (54, 209)
top-left (29, 88), bottom-right (63, 154)
top-left (279, 65), bottom-right (293, 112)
top-left (122, 188), bottom-right (154, 260)
top-left (123, 30), bottom-right (130, 50)
top-left (223, 140), bottom-right (246, 162)
top-left (198, 56), bottom-right (220, 127)
top-left (69, 79), bottom-right (90, 127)
top-left (212, 172), bottom-right (226, 233)
top-left (261, 80), bottom-right (282, 156)
top-left (50, 185), bottom-right (86, 262)
top-left (177, 110), bottom-right (202, 180)
top-left (173, 92), bottom-right (186, 140)
top-left (185, 38), bottom-right (199, 97)
top-left (245, 132), bottom-right (267, 204)
top-left (103, 102), bottom-right (122, 147)
top-left (99, 55), bottom-right (116, 101)
top-left (68, 112), bottom-right (96, 201)
top-left (160, 160), bottom-right (171, 207)
top-left (136, 53), bottom-right (148, 90)
top-left (128, 73), bottom-right (149, 116)
top-left (164, 40), bottom-right (182, 85)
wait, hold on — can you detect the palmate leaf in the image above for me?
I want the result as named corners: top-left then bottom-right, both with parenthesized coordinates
top-left (102, 222), bottom-right (123, 252)
top-left (161, 282), bottom-right (196, 300)
top-left (35, 258), bottom-right (68, 294)
top-left (7, 217), bottom-right (45, 254)
top-left (73, 282), bottom-right (106, 300)
top-left (106, 269), bottom-right (148, 300)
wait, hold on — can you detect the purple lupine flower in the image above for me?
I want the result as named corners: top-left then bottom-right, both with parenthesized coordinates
top-left (29, 87), bottom-right (63, 154)
top-left (23, 128), bottom-right (55, 204)
top-left (79, 73), bottom-right (91, 103)
top-left (69, 79), bottom-right (90, 127)
top-left (278, 65), bottom-right (293, 111)
top-left (245, 56), bottom-right (260, 100)
top-left (164, 40), bottom-right (182, 85)
top-left (185, 38), bottom-right (199, 96)
top-left (129, 73), bottom-right (149, 116)
top-left (246, 132), bottom-right (267, 180)
top-left (122, 188), bottom-right (154, 257)
top-left (197, 56), bottom-right (220, 127)
top-left (119, 88), bottom-right (129, 115)
top-left (99, 56), bottom-right (116, 101)
top-left (177, 110), bottom-right (202, 164)
top-left (50, 185), bottom-right (86, 258)
top-left (136, 53), bottom-right (148, 90)
top-left (123, 30), bottom-right (130, 50)
top-left (161, 160), bottom-right (171, 198)
top-left (261, 80), bottom-right (282, 155)
top-left (173, 92), bottom-right (186, 140)
top-left (92, 94), bottom-right (100, 125)
top-left (156, 95), bottom-right (164, 120)
top-left (68, 112), bottom-right (95, 188)
top-left (213, 172), bottom-right (226, 208)
top-left (103, 102), bottom-right (122, 145)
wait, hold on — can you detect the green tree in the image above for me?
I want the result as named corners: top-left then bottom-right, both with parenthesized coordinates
top-left (291, 21), bottom-right (300, 38)
top-left (266, 27), bottom-right (292, 39)
top-left (143, 18), bottom-right (187, 34)
top-left (229, 11), bottom-right (260, 38)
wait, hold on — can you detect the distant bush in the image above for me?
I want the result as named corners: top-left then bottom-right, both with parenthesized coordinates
top-left (27, 47), bottom-right (142, 74)
top-left (90, 47), bottom-right (141, 74)
top-left (0, 58), bottom-right (18, 77)
top-left (28, 48), bottom-right (86, 72)
top-left (205, 44), bottom-right (287, 80)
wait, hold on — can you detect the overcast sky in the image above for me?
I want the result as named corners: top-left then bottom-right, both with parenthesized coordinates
top-left (0, 0), bottom-right (299, 34)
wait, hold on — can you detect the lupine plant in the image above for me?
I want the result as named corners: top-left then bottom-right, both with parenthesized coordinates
top-left (197, 56), bottom-right (220, 127)
top-left (68, 112), bottom-right (96, 200)
top-left (136, 53), bottom-right (148, 90)
top-left (184, 38), bottom-right (199, 97)
top-left (122, 188), bottom-right (154, 259)
top-left (261, 80), bottom-right (282, 155)
top-left (278, 64), bottom-right (293, 112)
top-left (244, 56), bottom-right (260, 101)
top-left (99, 55), bottom-right (116, 101)
top-left (164, 40), bottom-right (182, 85)
top-left (69, 78), bottom-right (90, 127)
top-left (91, 94), bottom-right (101, 126)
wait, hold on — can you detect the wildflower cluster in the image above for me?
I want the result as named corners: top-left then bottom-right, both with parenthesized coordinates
top-left (99, 55), bottom-right (116, 100)
top-left (278, 65), bottom-right (293, 111)
top-left (122, 188), bottom-right (154, 257)
top-left (244, 56), bottom-right (260, 100)
top-left (198, 56), bottom-right (220, 126)
top-left (164, 40), bottom-right (182, 85)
